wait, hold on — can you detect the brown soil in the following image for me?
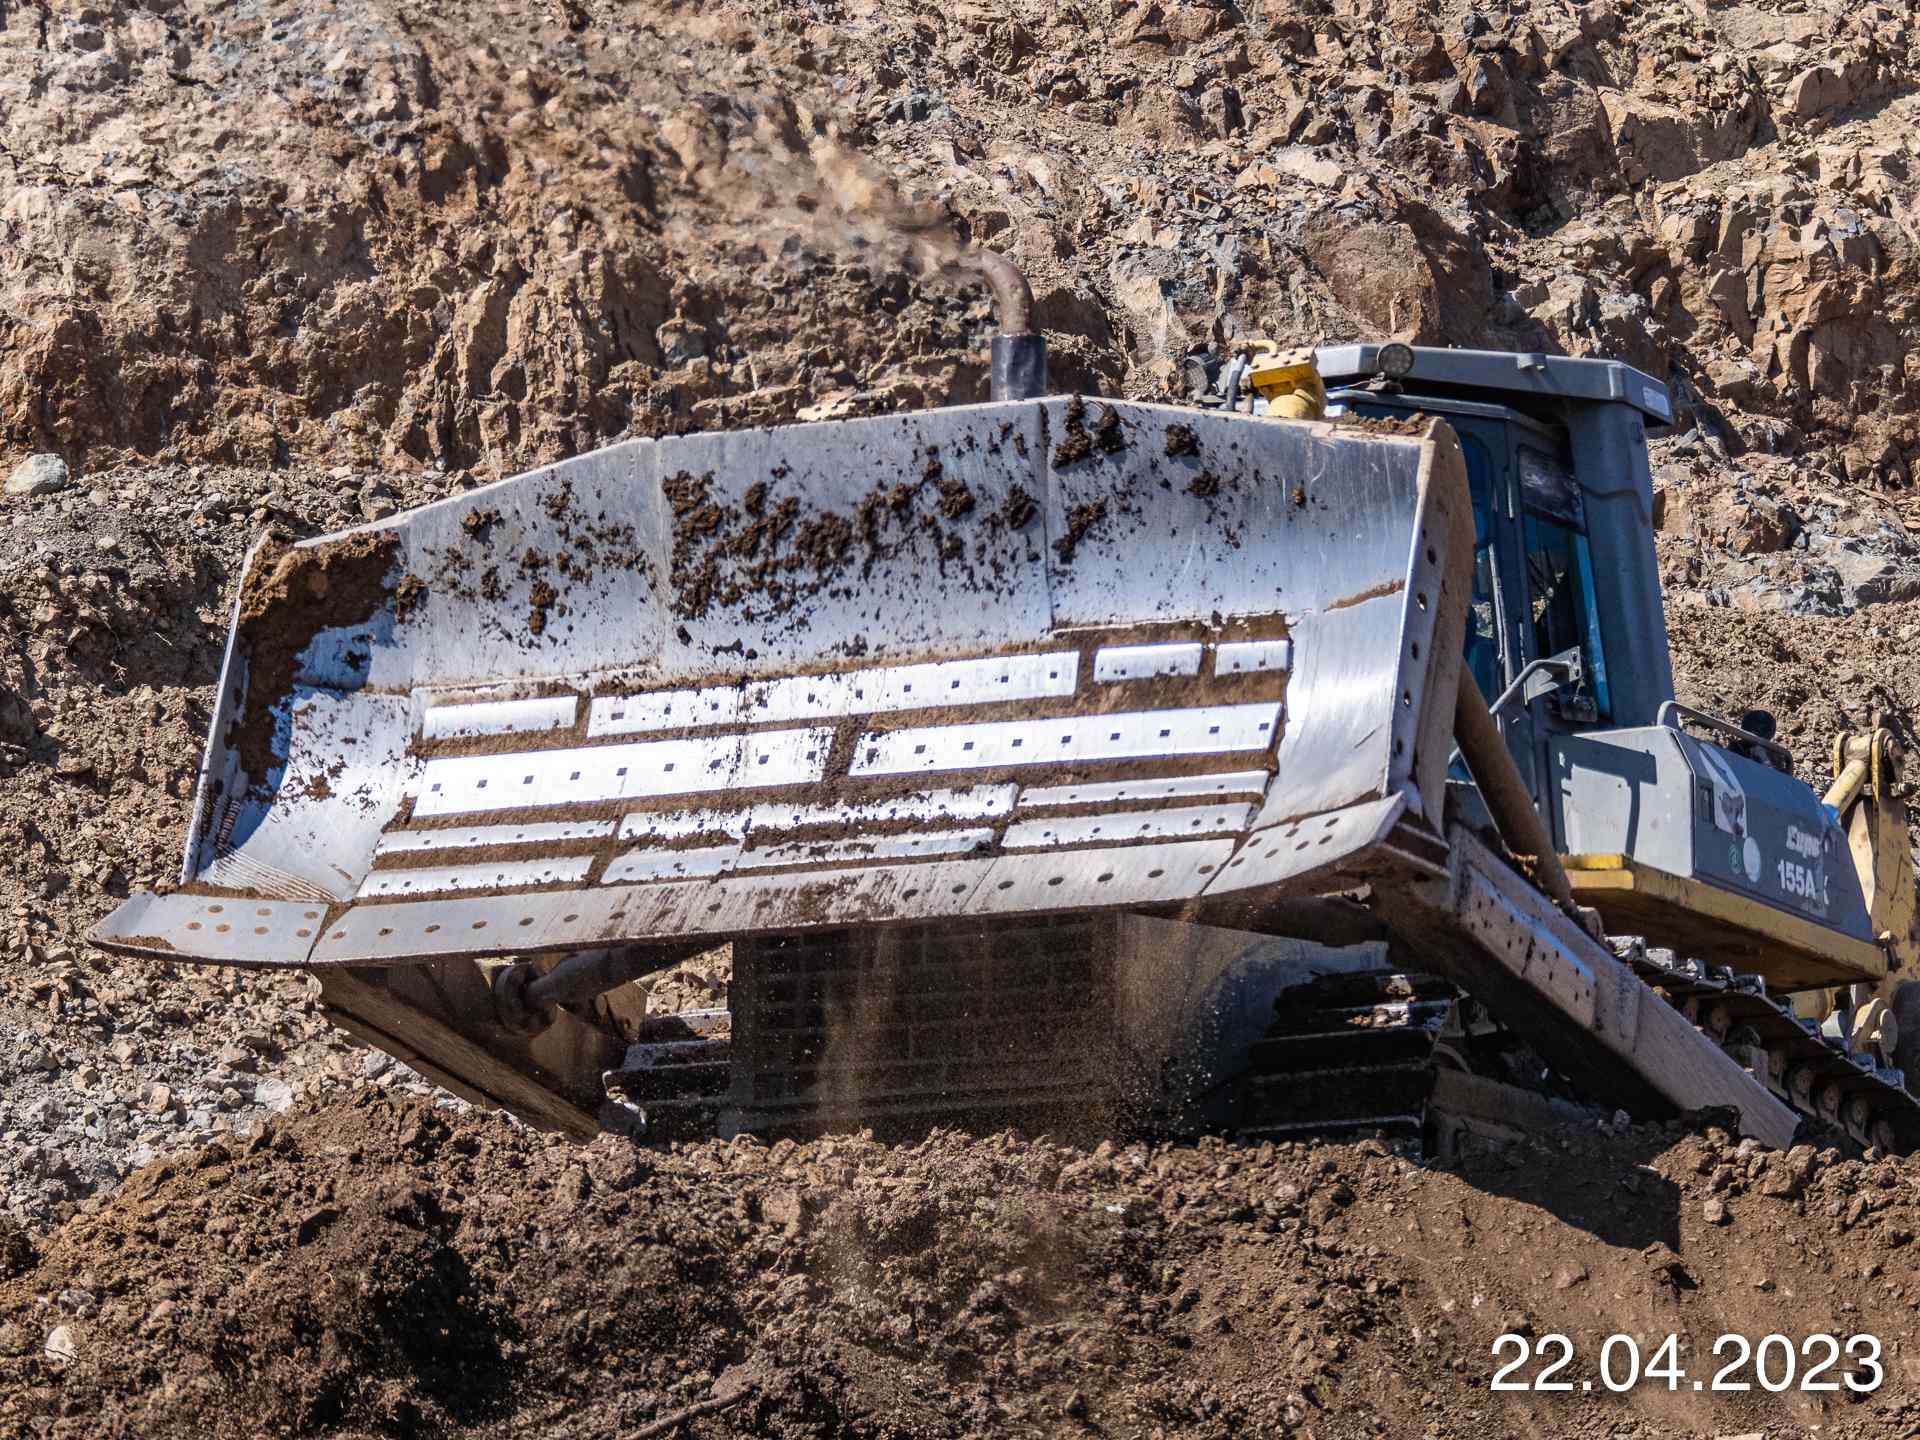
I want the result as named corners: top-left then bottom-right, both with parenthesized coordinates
top-left (1053, 498), bottom-right (1111, 564)
top-left (1090, 404), bottom-right (1128, 456)
top-left (1000, 487), bottom-right (1038, 532)
top-left (390, 575), bottom-right (428, 626)
top-left (1053, 396), bottom-right (1096, 469)
top-left (6, 1098), bottom-right (1920, 1439)
top-left (936, 479), bottom-right (975, 521)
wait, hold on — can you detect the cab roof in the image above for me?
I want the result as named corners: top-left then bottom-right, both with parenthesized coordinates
top-left (1315, 344), bottom-right (1672, 426)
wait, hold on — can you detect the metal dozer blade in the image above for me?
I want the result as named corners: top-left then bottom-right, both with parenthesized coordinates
top-left (96, 403), bottom-right (1472, 967)
top-left (92, 256), bottom-right (1484, 1137)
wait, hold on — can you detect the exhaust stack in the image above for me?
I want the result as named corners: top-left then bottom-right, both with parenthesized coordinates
top-left (979, 251), bottom-right (1047, 402)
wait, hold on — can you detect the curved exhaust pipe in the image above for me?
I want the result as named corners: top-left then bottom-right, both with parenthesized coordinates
top-left (978, 250), bottom-right (1048, 402)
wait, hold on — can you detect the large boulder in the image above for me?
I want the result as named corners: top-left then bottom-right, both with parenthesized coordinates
top-left (1300, 201), bottom-right (1494, 344)
top-left (4, 453), bottom-right (69, 497)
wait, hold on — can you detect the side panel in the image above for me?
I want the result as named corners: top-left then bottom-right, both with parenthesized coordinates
top-left (1554, 725), bottom-right (1875, 944)
top-left (1682, 733), bottom-right (1865, 934)
top-left (1554, 727), bottom-right (1696, 879)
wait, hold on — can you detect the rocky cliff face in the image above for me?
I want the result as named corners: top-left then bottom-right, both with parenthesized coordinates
top-left (3, 0), bottom-right (1920, 481)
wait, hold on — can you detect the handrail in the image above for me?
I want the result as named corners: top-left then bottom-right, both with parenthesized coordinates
top-left (1486, 655), bottom-right (1579, 720)
top-left (1657, 700), bottom-right (1794, 773)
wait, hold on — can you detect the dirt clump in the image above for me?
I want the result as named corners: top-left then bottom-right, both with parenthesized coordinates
top-left (391, 573), bottom-right (428, 624)
top-left (526, 579), bottom-right (559, 636)
top-left (1164, 423), bottom-right (1201, 459)
top-left (936, 478), bottom-right (975, 520)
top-left (1000, 486), bottom-right (1038, 531)
top-left (1053, 498), bottom-right (1110, 563)
top-left (1052, 398), bottom-right (1096, 469)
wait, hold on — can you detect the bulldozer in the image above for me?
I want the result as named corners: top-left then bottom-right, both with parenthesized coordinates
top-left (91, 256), bottom-right (1920, 1156)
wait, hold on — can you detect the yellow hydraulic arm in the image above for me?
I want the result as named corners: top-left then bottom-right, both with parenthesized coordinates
top-left (1827, 728), bottom-right (1920, 1068)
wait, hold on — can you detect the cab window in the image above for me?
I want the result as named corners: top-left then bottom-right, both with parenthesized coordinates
top-left (1517, 445), bottom-right (1610, 719)
top-left (1457, 434), bottom-right (1502, 702)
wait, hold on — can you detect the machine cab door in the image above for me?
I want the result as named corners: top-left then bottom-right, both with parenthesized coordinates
top-left (1513, 440), bottom-right (1611, 728)
top-left (1455, 429), bottom-right (1507, 708)
top-left (1444, 416), bottom-right (1538, 794)
top-left (1325, 387), bottom-right (1609, 808)
top-left (1411, 413), bottom-right (1615, 810)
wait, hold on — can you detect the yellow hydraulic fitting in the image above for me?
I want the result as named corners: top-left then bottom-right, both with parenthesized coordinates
top-left (1245, 344), bottom-right (1327, 420)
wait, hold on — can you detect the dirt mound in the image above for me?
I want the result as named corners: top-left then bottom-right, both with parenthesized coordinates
top-left (4, 1097), bottom-right (1920, 1437)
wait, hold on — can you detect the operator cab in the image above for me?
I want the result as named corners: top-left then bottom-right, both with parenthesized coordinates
top-left (1309, 344), bottom-right (1880, 984)
top-left (1317, 344), bottom-right (1668, 797)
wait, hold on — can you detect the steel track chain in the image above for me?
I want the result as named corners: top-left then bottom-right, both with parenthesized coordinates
top-left (1611, 936), bottom-right (1920, 1154)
